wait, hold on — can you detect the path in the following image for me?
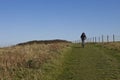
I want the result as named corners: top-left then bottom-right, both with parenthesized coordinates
top-left (57, 44), bottom-right (120, 80)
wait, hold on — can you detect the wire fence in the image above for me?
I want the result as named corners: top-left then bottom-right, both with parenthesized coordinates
top-left (74, 34), bottom-right (120, 43)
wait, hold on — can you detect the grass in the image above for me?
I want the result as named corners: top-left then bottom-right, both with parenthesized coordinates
top-left (1, 42), bottom-right (120, 80)
top-left (40, 47), bottom-right (71, 80)
top-left (0, 41), bottom-right (70, 80)
top-left (98, 42), bottom-right (120, 51)
top-left (54, 43), bottom-right (120, 80)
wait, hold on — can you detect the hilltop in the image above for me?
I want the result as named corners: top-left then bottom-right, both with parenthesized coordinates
top-left (16, 39), bottom-right (71, 46)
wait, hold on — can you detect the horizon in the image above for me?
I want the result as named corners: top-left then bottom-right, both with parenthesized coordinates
top-left (0, 0), bottom-right (120, 46)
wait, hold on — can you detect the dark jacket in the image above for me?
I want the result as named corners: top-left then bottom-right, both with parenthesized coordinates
top-left (81, 33), bottom-right (86, 41)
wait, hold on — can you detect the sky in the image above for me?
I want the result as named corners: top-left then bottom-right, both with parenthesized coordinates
top-left (0, 0), bottom-right (120, 46)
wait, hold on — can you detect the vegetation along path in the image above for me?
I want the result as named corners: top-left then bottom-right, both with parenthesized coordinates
top-left (56, 44), bottom-right (120, 80)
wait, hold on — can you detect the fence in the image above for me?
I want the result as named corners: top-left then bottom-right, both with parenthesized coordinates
top-left (74, 34), bottom-right (120, 43)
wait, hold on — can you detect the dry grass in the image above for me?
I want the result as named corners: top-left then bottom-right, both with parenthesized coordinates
top-left (98, 42), bottom-right (120, 51)
top-left (0, 42), bottom-right (70, 80)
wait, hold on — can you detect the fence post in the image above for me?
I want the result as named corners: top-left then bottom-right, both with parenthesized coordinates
top-left (93, 37), bottom-right (94, 43)
top-left (113, 34), bottom-right (115, 42)
top-left (87, 38), bottom-right (89, 43)
top-left (90, 38), bottom-right (92, 43)
top-left (95, 37), bottom-right (96, 43)
top-left (102, 35), bottom-right (104, 43)
top-left (89, 38), bottom-right (91, 43)
top-left (79, 40), bottom-right (80, 43)
top-left (107, 35), bottom-right (109, 43)
top-left (75, 40), bottom-right (76, 44)
top-left (77, 40), bottom-right (79, 43)
top-left (99, 37), bottom-right (100, 43)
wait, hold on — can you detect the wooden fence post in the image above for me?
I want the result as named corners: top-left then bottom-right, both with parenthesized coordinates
top-left (107, 35), bottom-right (109, 43)
top-left (95, 37), bottom-right (96, 43)
top-left (102, 35), bottom-right (104, 43)
top-left (93, 37), bottom-right (94, 43)
top-left (113, 34), bottom-right (115, 42)
top-left (99, 37), bottom-right (100, 43)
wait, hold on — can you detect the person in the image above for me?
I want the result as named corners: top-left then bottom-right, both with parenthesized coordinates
top-left (81, 32), bottom-right (87, 48)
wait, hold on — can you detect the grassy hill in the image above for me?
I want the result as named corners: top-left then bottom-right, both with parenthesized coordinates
top-left (1, 41), bottom-right (120, 80)
top-left (17, 39), bottom-right (71, 46)
top-left (0, 40), bottom-right (71, 80)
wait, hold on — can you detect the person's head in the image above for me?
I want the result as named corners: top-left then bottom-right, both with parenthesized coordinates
top-left (82, 32), bottom-right (85, 34)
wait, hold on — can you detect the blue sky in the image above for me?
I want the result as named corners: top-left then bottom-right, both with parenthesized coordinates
top-left (0, 0), bottom-right (120, 46)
